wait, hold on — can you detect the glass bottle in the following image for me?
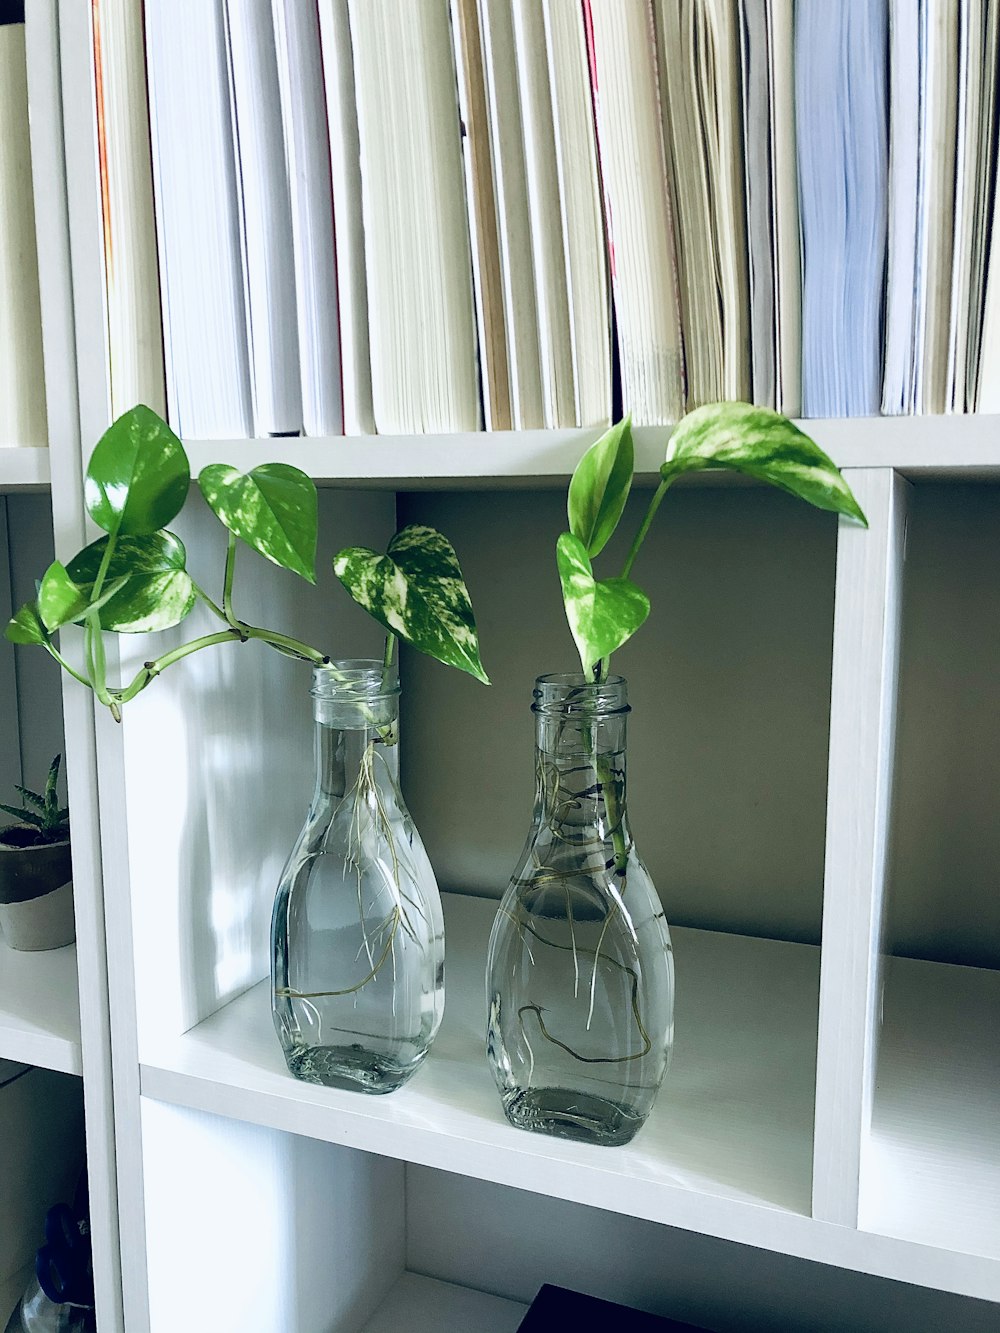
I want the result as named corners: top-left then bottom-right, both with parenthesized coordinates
top-left (486, 674), bottom-right (674, 1146)
top-left (271, 661), bottom-right (444, 1093)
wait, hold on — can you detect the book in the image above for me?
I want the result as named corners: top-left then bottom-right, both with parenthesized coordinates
top-left (272, 0), bottom-right (343, 437)
top-left (767, 0), bottom-right (800, 417)
top-left (656, 0), bottom-right (751, 408)
top-left (92, 0), bottom-right (166, 423)
top-left (738, 0), bottom-right (776, 409)
top-left (478, 0), bottom-right (544, 429)
top-left (145, 0), bottom-right (253, 438)
top-left (542, 0), bottom-right (612, 428)
top-left (225, 0), bottom-right (301, 436)
top-left (316, 0), bottom-right (376, 436)
top-left (796, 0), bottom-right (888, 417)
top-left (882, 0), bottom-right (921, 415)
top-left (0, 7), bottom-right (46, 447)
top-left (349, 0), bottom-right (479, 434)
top-left (585, 0), bottom-right (685, 425)
top-left (450, 0), bottom-right (512, 431)
top-left (511, 0), bottom-right (576, 428)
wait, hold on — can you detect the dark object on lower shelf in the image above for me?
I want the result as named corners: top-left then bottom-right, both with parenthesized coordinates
top-left (517, 1284), bottom-right (710, 1332)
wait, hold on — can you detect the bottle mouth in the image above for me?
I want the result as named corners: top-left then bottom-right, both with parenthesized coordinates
top-left (532, 672), bottom-right (629, 717)
top-left (311, 659), bottom-right (400, 703)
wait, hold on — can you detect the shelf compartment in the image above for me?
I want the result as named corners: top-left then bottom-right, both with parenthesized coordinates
top-left (862, 958), bottom-right (1000, 1259)
top-left (142, 894), bottom-right (820, 1236)
top-left (181, 416), bottom-right (1000, 488)
top-left (361, 1273), bottom-right (526, 1333)
top-left (0, 938), bottom-right (81, 1075)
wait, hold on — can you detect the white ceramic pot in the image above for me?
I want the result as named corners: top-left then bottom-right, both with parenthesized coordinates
top-left (0, 833), bottom-right (75, 951)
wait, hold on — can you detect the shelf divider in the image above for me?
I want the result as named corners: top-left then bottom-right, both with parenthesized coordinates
top-left (812, 468), bottom-right (910, 1226)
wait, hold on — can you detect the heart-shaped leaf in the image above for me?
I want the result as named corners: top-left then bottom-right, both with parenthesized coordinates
top-left (661, 402), bottom-right (867, 525)
top-left (38, 561), bottom-right (130, 632)
top-left (557, 532), bottom-right (650, 675)
top-left (567, 416), bottom-right (634, 557)
top-left (66, 532), bottom-right (196, 633)
top-left (333, 524), bottom-right (489, 684)
top-left (5, 602), bottom-right (49, 646)
top-left (84, 404), bottom-right (191, 536)
top-left (198, 463), bottom-right (317, 582)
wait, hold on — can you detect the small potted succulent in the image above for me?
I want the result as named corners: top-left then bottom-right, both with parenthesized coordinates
top-left (0, 755), bottom-right (74, 951)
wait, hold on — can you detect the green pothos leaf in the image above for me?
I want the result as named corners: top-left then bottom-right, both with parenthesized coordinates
top-left (4, 602), bottom-right (49, 646)
top-left (37, 560), bottom-right (130, 632)
top-left (662, 402), bottom-right (868, 525)
top-left (333, 524), bottom-right (489, 684)
top-left (567, 416), bottom-right (634, 557)
top-left (84, 404), bottom-right (191, 537)
top-left (198, 463), bottom-right (317, 581)
top-left (66, 532), bottom-right (196, 633)
top-left (556, 532), bottom-right (650, 675)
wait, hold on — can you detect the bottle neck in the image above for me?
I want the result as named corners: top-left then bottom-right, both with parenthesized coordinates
top-left (310, 660), bottom-right (400, 804)
top-left (530, 674), bottom-right (630, 837)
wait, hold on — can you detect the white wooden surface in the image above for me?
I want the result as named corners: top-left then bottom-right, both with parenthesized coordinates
top-left (182, 414), bottom-right (1000, 486)
top-left (0, 451), bottom-right (49, 492)
top-left (862, 955), bottom-right (1000, 1259)
top-left (29, 4), bottom-right (123, 1328)
top-left (0, 939), bottom-right (81, 1073)
top-left (361, 1273), bottom-right (527, 1333)
top-left (812, 470), bottom-right (910, 1226)
top-left (140, 1099), bottom-right (404, 1333)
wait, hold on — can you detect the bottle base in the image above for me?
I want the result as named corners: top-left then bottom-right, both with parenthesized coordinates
top-left (284, 1042), bottom-right (420, 1095)
top-left (500, 1086), bottom-right (647, 1147)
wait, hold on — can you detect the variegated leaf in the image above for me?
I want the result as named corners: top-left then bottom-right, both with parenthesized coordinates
top-left (4, 602), bottom-right (48, 646)
top-left (66, 532), bottom-right (196, 633)
top-left (333, 525), bottom-right (489, 684)
top-left (198, 463), bottom-right (317, 581)
top-left (567, 416), bottom-right (634, 557)
top-left (85, 404), bottom-right (191, 536)
top-left (661, 402), bottom-right (867, 525)
top-left (38, 560), bottom-right (129, 632)
top-left (556, 532), bottom-right (650, 675)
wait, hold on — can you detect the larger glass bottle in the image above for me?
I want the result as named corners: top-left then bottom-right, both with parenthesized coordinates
top-left (272, 661), bottom-right (444, 1093)
top-left (486, 674), bottom-right (674, 1146)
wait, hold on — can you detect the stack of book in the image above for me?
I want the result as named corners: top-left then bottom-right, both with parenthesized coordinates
top-left (0, 2), bottom-right (46, 448)
top-left (89, 0), bottom-right (1000, 441)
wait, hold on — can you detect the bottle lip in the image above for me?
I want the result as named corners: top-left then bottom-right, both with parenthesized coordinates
top-left (532, 672), bottom-right (629, 717)
top-left (311, 659), bottom-right (400, 701)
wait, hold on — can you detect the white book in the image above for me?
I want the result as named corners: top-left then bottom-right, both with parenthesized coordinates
top-left (349, 0), bottom-right (479, 434)
top-left (225, 0), bottom-right (301, 436)
top-left (915, 0), bottom-right (959, 415)
top-left (478, 0), bottom-right (544, 430)
top-left (511, 0), bottom-right (575, 429)
top-left (317, 0), bottom-right (375, 436)
top-left (881, 0), bottom-right (921, 416)
top-left (451, 0), bottom-right (511, 431)
top-left (0, 18), bottom-right (46, 446)
top-left (796, 0), bottom-right (887, 417)
top-left (739, 0), bottom-right (776, 409)
top-left (964, 0), bottom-right (1000, 410)
top-left (542, 0), bottom-right (611, 428)
top-left (92, 0), bottom-right (166, 423)
top-left (657, 0), bottom-right (750, 408)
top-left (272, 0), bottom-right (343, 437)
top-left (946, 0), bottom-right (983, 414)
top-left (767, 0), bottom-right (800, 417)
top-left (586, 0), bottom-right (685, 426)
top-left (145, 0), bottom-right (253, 439)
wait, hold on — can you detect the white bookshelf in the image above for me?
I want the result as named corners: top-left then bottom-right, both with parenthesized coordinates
top-left (3, 1), bottom-right (993, 1330)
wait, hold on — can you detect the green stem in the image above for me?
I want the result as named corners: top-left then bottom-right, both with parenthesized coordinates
top-left (241, 625), bottom-right (329, 664)
top-left (113, 629), bottom-right (247, 704)
top-left (382, 632), bottom-right (396, 673)
top-left (188, 578), bottom-right (226, 622)
top-left (223, 531), bottom-right (237, 624)
top-left (44, 642), bottom-right (91, 690)
top-left (85, 611), bottom-right (111, 706)
top-left (621, 476), bottom-right (672, 580)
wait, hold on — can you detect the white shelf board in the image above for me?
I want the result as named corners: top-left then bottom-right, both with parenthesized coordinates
top-left (182, 417), bottom-right (1000, 487)
top-left (138, 894), bottom-right (1000, 1301)
top-left (0, 938), bottom-right (82, 1075)
top-left (862, 954), bottom-right (1000, 1260)
top-left (362, 1273), bottom-right (526, 1333)
top-left (0, 449), bottom-right (50, 493)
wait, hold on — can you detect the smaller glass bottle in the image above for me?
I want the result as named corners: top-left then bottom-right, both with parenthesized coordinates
top-left (486, 674), bottom-right (674, 1146)
top-left (271, 661), bottom-right (444, 1093)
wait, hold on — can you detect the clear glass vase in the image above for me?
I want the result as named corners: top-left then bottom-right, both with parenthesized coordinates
top-left (271, 661), bottom-right (444, 1093)
top-left (486, 674), bottom-right (674, 1146)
